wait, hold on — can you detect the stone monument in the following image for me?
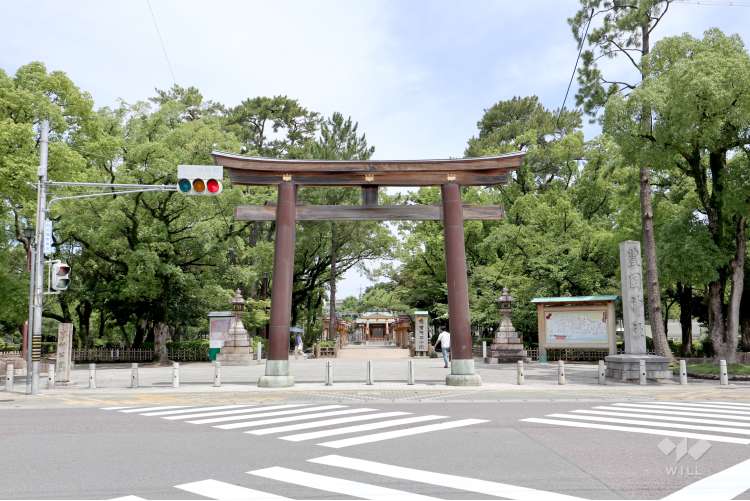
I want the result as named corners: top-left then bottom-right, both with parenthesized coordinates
top-left (217, 289), bottom-right (253, 365)
top-left (484, 288), bottom-right (527, 363)
top-left (605, 241), bottom-right (671, 381)
top-left (54, 323), bottom-right (73, 383)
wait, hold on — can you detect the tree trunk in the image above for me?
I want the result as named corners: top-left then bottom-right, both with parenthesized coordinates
top-left (639, 22), bottom-right (672, 362)
top-left (724, 216), bottom-right (746, 363)
top-left (328, 222), bottom-right (337, 343)
top-left (677, 282), bottom-right (693, 357)
top-left (741, 267), bottom-right (750, 351)
top-left (97, 310), bottom-right (107, 346)
top-left (75, 300), bottom-right (92, 348)
top-left (153, 322), bottom-right (170, 365)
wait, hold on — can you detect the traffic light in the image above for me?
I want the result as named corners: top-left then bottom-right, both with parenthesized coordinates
top-left (51, 262), bottom-right (71, 291)
top-left (177, 165), bottom-right (223, 195)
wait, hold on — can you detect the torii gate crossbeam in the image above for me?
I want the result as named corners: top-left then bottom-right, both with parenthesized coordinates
top-left (211, 151), bottom-right (525, 387)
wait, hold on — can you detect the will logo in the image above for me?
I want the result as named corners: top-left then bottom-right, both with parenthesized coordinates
top-left (658, 438), bottom-right (711, 477)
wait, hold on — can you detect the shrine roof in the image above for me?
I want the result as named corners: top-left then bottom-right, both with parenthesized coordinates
top-left (211, 150), bottom-right (525, 186)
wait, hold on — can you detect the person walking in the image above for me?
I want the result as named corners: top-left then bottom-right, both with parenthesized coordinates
top-left (294, 333), bottom-right (304, 359)
top-left (435, 330), bottom-right (451, 368)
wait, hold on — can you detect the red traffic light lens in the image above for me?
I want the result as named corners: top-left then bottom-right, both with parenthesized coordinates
top-left (207, 179), bottom-right (221, 193)
top-left (192, 179), bottom-right (206, 193)
top-left (56, 265), bottom-right (70, 275)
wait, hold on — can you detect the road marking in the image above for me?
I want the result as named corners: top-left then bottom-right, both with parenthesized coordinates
top-left (186, 406), bottom-right (342, 424)
top-left (280, 415), bottom-right (447, 442)
top-left (175, 478), bottom-right (290, 499)
top-left (107, 496), bottom-right (146, 500)
top-left (522, 418), bottom-right (750, 445)
top-left (164, 404), bottom-right (313, 421)
top-left (141, 404), bottom-right (255, 416)
top-left (100, 406), bottom-right (132, 410)
top-left (638, 401), bottom-right (750, 414)
top-left (318, 418), bottom-right (488, 448)
top-left (602, 404), bottom-right (750, 421)
top-left (247, 466), bottom-right (439, 500)
top-left (118, 406), bottom-right (190, 413)
top-left (215, 408), bottom-right (377, 430)
top-left (614, 404), bottom-right (750, 421)
top-left (248, 411), bottom-right (410, 435)
top-left (547, 413), bottom-right (750, 436)
top-left (661, 457), bottom-right (750, 500)
top-left (573, 409), bottom-right (750, 428)
top-left (309, 454), bottom-right (583, 501)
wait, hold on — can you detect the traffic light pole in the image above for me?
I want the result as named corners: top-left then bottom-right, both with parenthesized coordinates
top-left (28, 120), bottom-right (49, 394)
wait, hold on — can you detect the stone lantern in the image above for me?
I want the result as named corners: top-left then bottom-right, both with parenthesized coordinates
top-left (217, 289), bottom-right (253, 365)
top-left (485, 287), bottom-right (527, 363)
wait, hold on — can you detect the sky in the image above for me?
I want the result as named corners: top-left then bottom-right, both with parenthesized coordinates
top-left (3, 0), bottom-right (750, 298)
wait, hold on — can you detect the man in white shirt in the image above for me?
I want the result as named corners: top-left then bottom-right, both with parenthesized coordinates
top-left (435, 330), bottom-right (451, 368)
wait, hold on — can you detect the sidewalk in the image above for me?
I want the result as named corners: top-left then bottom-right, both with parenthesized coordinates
top-left (4, 358), bottom-right (748, 408)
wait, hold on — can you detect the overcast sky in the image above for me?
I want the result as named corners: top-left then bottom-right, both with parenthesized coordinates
top-left (3, 0), bottom-right (749, 298)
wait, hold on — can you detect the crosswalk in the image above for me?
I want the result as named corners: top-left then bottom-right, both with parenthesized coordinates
top-left (115, 454), bottom-right (582, 500)
top-left (521, 400), bottom-right (750, 445)
top-left (100, 403), bottom-right (487, 449)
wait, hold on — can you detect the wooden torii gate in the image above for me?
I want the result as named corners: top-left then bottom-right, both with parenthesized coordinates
top-left (211, 151), bottom-right (525, 387)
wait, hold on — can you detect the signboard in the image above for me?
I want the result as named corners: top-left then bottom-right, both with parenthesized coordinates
top-left (532, 296), bottom-right (618, 356)
top-left (544, 309), bottom-right (608, 346)
top-left (208, 311), bottom-right (233, 349)
top-left (414, 311), bottom-right (429, 352)
top-left (43, 218), bottom-right (53, 256)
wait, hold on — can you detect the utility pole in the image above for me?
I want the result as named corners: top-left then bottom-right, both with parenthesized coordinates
top-left (28, 119), bottom-right (48, 395)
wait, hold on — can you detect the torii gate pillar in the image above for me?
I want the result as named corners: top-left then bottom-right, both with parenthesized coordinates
top-left (258, 181), bottom-right (296, 388)
top-left (442, 183), bottom-right (481, 386)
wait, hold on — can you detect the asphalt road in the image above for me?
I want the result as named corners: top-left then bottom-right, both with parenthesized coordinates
top-left (3, 396), bottom-right (750, 500)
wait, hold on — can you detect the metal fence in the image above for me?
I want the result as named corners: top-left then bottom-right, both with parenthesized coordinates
top-left (72, 347), bottom-right (209, 363)
top-left (0, 351), bottom-right (22, 359)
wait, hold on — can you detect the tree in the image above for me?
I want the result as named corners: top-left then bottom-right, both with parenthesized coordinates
top-left (605, 29), bottom-right (750, 361)
top-left (570, 0), bottom-right (674, 360)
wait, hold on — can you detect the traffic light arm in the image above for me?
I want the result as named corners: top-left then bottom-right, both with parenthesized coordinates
top-left (47, 184), bottom-right (178, 208)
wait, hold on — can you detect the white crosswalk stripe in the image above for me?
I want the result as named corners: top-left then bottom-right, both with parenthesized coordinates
top-left (175, 478), bottom-right (290, 499)
top-left (214, 408), bottom-right (378, 430)
top-left (309, 454), bottom-right (583, 500)
top-left (101, 403), bottom-right (487, 449)
top-left (280, 414), bottom-right (446, 442)
top-left (247, 466), bottom-right (440, 500)
top-left (317, 418), bottom-right (489, 448)
top-left (521, 401), bottom-right (750, 445)
top-left (165, 404), bottom-right (313, 421)
top-left (141, 404), bottom-right (256, 416)
top-left (248, 411), bottom-right (410, 435)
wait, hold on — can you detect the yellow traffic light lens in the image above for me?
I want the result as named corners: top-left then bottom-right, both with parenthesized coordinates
top-left (192, 179), bottom-right (206, 193)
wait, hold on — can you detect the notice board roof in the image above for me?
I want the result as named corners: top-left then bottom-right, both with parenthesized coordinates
top-left (531, 295), bottom-right (619, 304)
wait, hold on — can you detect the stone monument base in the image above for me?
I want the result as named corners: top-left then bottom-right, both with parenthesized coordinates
top-left (216, 346), bottom-right (253, 366)
top-left (484, 341), bottom-right (527, 363)
top-left (605, 354), bottom-right (672, 381)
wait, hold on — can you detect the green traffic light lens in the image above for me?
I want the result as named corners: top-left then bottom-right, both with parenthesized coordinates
top-left (178, 179), bottom-right (192, 193)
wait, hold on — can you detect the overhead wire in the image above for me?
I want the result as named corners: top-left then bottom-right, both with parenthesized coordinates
top-left (556, 8), bottom-right (594, 129)
top-left (145, 0), bottom-right (177, 85)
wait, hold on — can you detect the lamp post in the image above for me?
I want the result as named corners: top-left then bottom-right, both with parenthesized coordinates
top-left (23, 226), bottom-right (35, 394)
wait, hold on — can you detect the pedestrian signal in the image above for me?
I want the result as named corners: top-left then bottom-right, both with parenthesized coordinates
top-left (177, 165), bottom-right (223, 195)
top-left (51, 262), bottom-right (71, 291)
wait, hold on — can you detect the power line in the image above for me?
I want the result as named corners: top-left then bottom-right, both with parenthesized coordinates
top-left (675, 0), bottom-right (750, 6)
top-left (557, 8), bottom-right (594, 128)
top-left (145, 0), bottom-right (177, 86)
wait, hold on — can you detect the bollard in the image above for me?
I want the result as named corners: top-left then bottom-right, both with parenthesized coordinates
top-left (407, 359), bottom-right (415, 385)
top-left (598, 360), bottom-right (606, 385)
top-left (482, 341), bottom-right (487, 359)
top-left (88, 363), bottom-right (96, 389)
top-left (256, 341), bottom-right (263, 363)
top-left (325, 360), bottom-right (333, 386)
top-left (517, 360), bottom-right (524, 385)
top-left (213, 361), bottom-right (221, 387)
top-left (130, 363), bottom-right (139, 388)
top-left (639, 359), bottom-right (647, 385)
top-left (557, 360), bottom-right (566, 385)
top-left (679, 360), bottom-right (688, 385)
top-left (47, 363), bottom-right (55, 389)
top-left (720, 359), bottom-right (729, 386)
top-left (366, 360), bottom-right (374, 385)
top-left (31, 361), bottom-right (40, 394)
top-left (4, 364), bottom-right (13, 392)
top-left (172, 362), bottom-right (180, 388)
